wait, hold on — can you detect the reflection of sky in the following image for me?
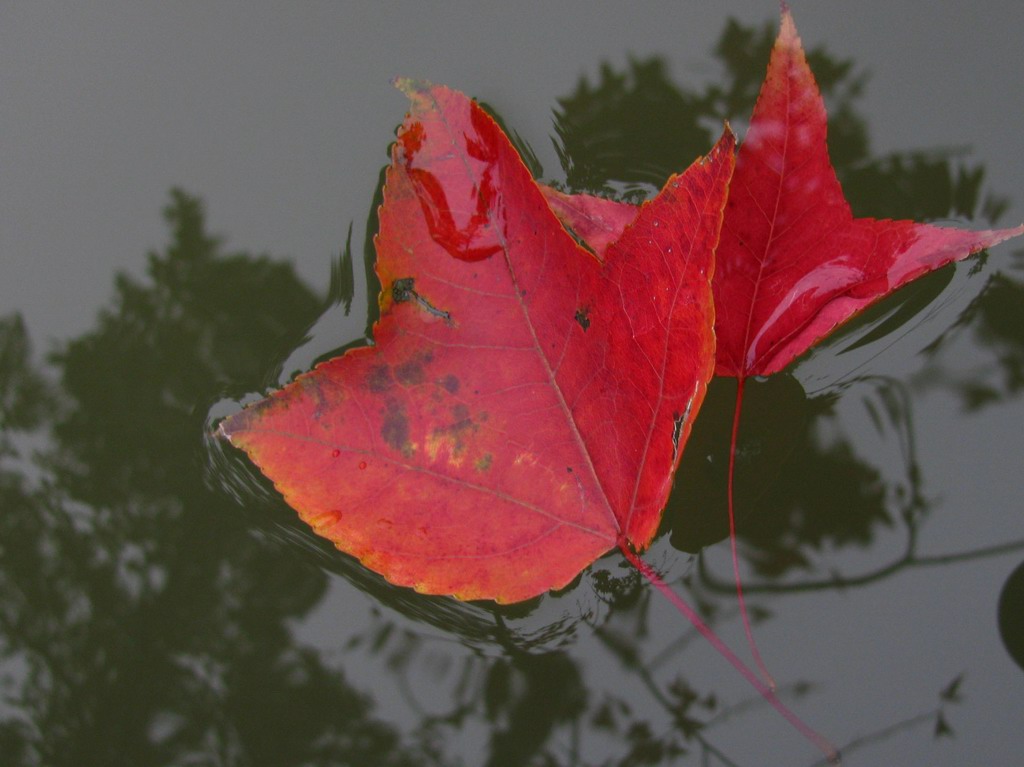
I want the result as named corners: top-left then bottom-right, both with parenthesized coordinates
top-left (3, 2), bottom-right (1023, 764)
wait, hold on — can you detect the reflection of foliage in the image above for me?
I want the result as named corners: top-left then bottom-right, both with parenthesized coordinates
top-left (694, 378), bottom-right (1024, 597)
top-left (0, 314), bottom-right (53, 435)
top-left (553, 58), bottom-right (710, 197)
top-left (672, 376), bottom-right (892, 577)
top-left (481, 651), bottom-right (587, 767)
top-left (918, 251), bottom-right (1024, 409)
top-left (0, 191), bottom-right (426, 766)
top-left (958, 264), bottom-right (1024, 403)
top-left (51, 189), bottom-right (321, 503)
top-left (842, 150), bottom-right (1007, 223)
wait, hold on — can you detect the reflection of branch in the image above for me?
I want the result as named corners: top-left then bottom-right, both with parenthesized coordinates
top-left (701, 372), bottom-right (1024, 595)
top-left (646, 610), bottom-right (719, 670)
top-left (704, 374), bottom-right (1024, 593)
top-left (596, 611), bottom-right (959, 767)
top-left (700, 536), bottom-right (1024, 596)
top-left (917, 539), bottom-right (1024, 566)
top-left (807, 705), bottom-right (948, 767)
top-left (594, 623), bottom-right (745, 767)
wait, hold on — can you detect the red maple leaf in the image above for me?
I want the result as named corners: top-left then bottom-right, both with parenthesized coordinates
top-left (545, 9), bottom-right (1024, 378)
top-left (219, 81), bottom-right (734, 604)
top-left (712, 11), bottom-right (1024, 379)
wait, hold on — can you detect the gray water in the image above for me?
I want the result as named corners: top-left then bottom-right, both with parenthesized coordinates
top-left (2, 3), bottom-right (1023, 765)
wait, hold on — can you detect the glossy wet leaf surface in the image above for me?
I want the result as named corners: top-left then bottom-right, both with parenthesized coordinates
top-left (711, 11), bottom-right (1024, 378)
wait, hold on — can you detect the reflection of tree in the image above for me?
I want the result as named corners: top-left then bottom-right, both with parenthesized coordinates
top-left (0, 314), bottom-right (56, 767)
top-left (0, 191), bottom-right (426, 766)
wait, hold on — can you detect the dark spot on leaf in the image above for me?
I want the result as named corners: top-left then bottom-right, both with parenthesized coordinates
top-left (392, 277), bottom-right (416, 303)
top-left (367, 364), bottom-right (393, 393)
top-left (441, 414), bottom-right (474, 447)
top-left (575, 308), bottom-right (591, 331)
top-left (395, 360), bottom-right (426, 386)
top-left (392, 277), bottom-right (453, 322)
top-left (431, 403), bottom-right (479, 457)
top-left (566, 467), bottom-right (573, 473)
top-left (381, 399), bottom-right (411, 455)
top-left (475, 453), bottom-right (493, 472)
top-left (442, 374), bottom-right (460, 394)
top-left (296, 375), bottom-right (334, 421)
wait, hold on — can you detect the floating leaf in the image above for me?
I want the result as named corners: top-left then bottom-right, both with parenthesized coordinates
top-left (220, 82), bottom-right (734, 604)
top-left (711, 9), bottom-right (1024, 378)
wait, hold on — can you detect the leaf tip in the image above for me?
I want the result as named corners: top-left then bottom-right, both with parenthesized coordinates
top-left (390, 76), bottom-right (418, 94)
top-left (778, 2), bottom-right (800, 48)
top-left (969, 222), bottom-right (1024, 254)
top-left (717, 121), bottom-right (737, 154)
top-left (391, 77), bottom-right (437, 106)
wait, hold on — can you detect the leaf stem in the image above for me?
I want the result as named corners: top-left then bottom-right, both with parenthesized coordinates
top-left (619, 541), bottom-right (840, 764)
top-left (729, 375), bottom-right (776, 690)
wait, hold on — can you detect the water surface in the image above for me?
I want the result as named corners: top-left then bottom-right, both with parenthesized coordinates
top-left (2, 3), bottom-right (1024, 765)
